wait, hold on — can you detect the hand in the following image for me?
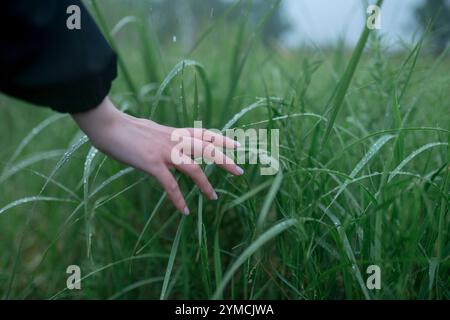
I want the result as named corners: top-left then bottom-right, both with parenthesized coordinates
top-left (71, 97), bottom-right (243, 215)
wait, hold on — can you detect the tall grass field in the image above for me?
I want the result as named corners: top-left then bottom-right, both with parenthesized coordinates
top-left (0, 0), bottom-right (449, 299)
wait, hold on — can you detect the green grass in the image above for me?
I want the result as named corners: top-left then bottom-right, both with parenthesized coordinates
top-left (0, 1), bottom-right (449, 300)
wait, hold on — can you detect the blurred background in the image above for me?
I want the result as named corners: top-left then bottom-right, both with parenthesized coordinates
top-left (101, 0), bottom-right (450, 53)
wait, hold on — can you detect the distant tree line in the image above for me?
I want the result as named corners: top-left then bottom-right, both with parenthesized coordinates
top-left (415, 0), bottom-right (450, 54)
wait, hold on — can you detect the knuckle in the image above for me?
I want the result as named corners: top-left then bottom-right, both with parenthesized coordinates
top-left (201, 129), bottom-right (210, 141)
top-left (191, 165), bottom-right (202, 174)
top-left (202, 182), bottom-right (212, 192)
top-left (225, 157), bottom-right (235, 165)
top-left (168, 182), bottom-right (179, 193)
top-left (199, 175), bottom-right (210, 186)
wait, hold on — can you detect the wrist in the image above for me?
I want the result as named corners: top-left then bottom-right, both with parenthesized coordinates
top-left (71, 96), bottom-right (122, 146)
top-left (71, 96), bottom-right (118, 130)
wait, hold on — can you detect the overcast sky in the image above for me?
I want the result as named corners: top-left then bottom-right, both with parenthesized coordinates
top-left (282, 0), bottom-right (424, 48)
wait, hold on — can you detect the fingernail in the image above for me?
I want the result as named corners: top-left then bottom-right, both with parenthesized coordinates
top-left (182, 207), bottom-right (190, 215)
top-left (212, 191), bottom-right (218, 200)
top-left (235, 140), bottom-right (241, 148)
top-left (235, 166), bottom-right (244, 175)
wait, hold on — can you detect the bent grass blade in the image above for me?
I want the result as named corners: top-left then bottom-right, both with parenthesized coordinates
top-left (212, 218), bottom-right (297, 299)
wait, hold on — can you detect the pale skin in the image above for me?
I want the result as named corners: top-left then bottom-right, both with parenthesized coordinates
top-left (71, 97), bottom-right (243, 215)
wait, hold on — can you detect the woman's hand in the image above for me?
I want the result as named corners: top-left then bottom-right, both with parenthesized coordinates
top-left (71, 97), bottom-right (243, 215)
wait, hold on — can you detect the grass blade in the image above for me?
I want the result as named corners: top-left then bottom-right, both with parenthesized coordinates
top-left (256, 171), bottom-right (283, 231)
top-left (212, 218), bottom-right (296, 299)
top-left (321, 0), bottom-right (384, 147)
top-left (0, 196), bottom-right (76, 216)
top-left (160, 216), bottom-right (186, 300)
top-left (388, 142), bottom-right (448, 182)
top-left (197, 194), bottom-right (204, 247)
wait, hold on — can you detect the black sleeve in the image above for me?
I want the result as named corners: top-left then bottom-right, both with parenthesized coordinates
top-left (0, 0), bottom-right (117, 113)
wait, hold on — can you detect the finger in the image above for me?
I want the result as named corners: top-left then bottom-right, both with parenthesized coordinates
top-left (188, 128), bottom-right (239, 149)
top-left (202, 142), bottom-right (244, 176)
top-left (154, 168), bottom-right (189, 215)
top-left (181, 137), bottom-right (244, 176)
top-left (174, 154), bottom-right (217, 200)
